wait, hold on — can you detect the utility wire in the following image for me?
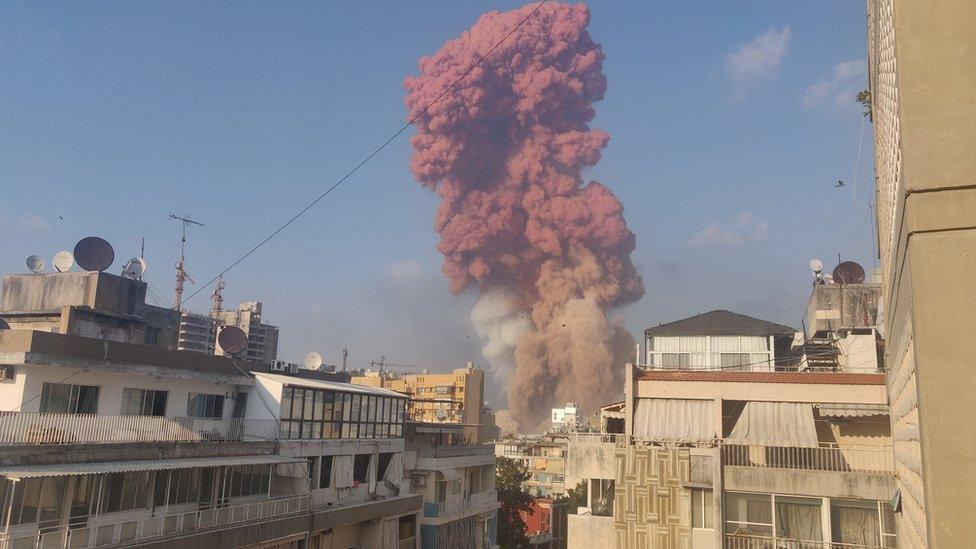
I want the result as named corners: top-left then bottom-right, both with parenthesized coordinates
top-left (178, 0), bottom-right (551, 308)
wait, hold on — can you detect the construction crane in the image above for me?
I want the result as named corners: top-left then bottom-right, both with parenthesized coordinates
top-left (369, 356), bottom-right (427, 374)
top-left (169, 214), bottom-right (204, 311)
top-left (210, 275), bottom-right (225, 317)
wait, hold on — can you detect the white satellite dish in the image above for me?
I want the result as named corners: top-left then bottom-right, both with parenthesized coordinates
top-left (435, 407), bottom-right (448, 422)
top-left (809, 259), bottom-right (823, 274)
top-left (53, 251), bottom-right (74, 273)
top-left (302, 352), bottom-right (323, 370)
top-left (26, 255), bottom-right (45, 274)
top-left (122, 257), bottom-right (148, 279)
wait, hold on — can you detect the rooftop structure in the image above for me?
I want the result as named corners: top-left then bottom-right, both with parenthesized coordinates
top-left (495, 435), bottom-right (567, 498)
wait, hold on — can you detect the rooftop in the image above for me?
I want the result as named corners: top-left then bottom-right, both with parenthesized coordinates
top-left (255, 371), bottom-right (407, 398)
top-left (644, 309), bottom-right (796, 337)
top-left (637, 370), bottom-right (886, 385)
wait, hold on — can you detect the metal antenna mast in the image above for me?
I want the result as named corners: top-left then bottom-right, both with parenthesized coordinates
top-left (211, 275), bottom-right (225, 317)
top-left (169, 214), bottom-right (204, 311)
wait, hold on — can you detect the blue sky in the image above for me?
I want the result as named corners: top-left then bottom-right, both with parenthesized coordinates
top-left (0, 1), bottom-right (876, 385)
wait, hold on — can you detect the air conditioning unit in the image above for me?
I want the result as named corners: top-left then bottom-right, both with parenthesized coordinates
top-left (411, 473), bottom-right (427, 487)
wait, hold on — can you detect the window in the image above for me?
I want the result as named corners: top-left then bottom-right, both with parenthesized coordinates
top-left (319, 456), bottom-right (333, 489)
top-left (154, 469), bottom-right (212, 507)
top-left (121, 389), bottom-right (167, 416)
top-left (435, 480), bottom-right (447, 502)
top-left (720, 353), bottom-right (753, 368)
top-left (145, 327), bottom-right (160, 345)
top-left (725, 492), bottom-right (772, 536)
top-left (4, 476), bottom-right (67, 525)
top-left (398, 515), bottom-right (416, 541)
top-left (280, 386), bottom-right (404, 441)
top-left (39, 383), bottom-right (99, 414)
top-left (103, 472), bottom-right (150, 513)
top-left (353, 454), bottom-right (371, 484)
top-left (661, 353), bottom-right (690, 367)
top-left (776, 496), bottom-right (822, 542)
top-left (0, 365), bottom-right (15, 382)
top-left (378, 453), bottom-right (394, 480)
top-left (187, 393), bottom-right (224, 419)
top-left (226, 465), bottom-right (270, 498)
top-left (831, 499), bottom-right (885, 546)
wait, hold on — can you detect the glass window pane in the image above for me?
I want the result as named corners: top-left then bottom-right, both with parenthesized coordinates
top-left (342, 393), bottom-right (352, 421)
top-left (725, 492), bottom-right (772, 536)
top-left (303, 390), bottom-right (315, 420)
top-left (831, 499), bottom-right (880, 546)
top-left (776, 496), bottom-right (822, 541)
top-left (281, 388), bottom-right (293, 420)
top-left (351, 395), bottom-right (361, 422)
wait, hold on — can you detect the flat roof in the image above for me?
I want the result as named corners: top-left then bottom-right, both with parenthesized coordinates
top-left (638, 370), bottom-right (886, 385)
top-left (255, 372), bottom-right (407, 398)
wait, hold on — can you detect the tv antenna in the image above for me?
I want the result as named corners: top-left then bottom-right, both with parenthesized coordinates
top-left (169, 214), bottom-right (204, 311)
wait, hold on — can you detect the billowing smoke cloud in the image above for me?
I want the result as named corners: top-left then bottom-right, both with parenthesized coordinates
top-left (404, 2), bottom-right (644, 432)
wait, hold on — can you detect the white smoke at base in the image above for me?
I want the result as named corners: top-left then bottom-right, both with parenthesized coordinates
top-left (470, 289), bottom-right (532, 383)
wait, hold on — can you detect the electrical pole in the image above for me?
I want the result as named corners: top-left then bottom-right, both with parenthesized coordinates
top-left (169, 214), bottom-right (204, 311)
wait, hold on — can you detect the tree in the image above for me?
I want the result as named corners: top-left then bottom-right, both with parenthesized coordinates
top-left (559, 480), bottom-right (588, 514)
top-left (496, 457), bottom-right (532, 549)
top-left (856, 89), bottom-right (872, 118)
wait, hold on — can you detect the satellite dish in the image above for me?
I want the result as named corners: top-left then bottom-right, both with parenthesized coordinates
top-left (218, 326), bottom-right (248, 355)
top-left (809, 259), bottom-right (823, 274)
top-left (53, 251), bottom-right (74, 273)
top-left (833, 261), bottom-right (866, 285)
top-left (435, 407), bottom-right (448, 422)
top-left (302, 352), bottom-right (323, 370)
top-left (122, 257), bottom-right (148, 279)
top-left (73, 237), bottom-right (115, 272)
top-left (26, 255), bottom-right (45, 274)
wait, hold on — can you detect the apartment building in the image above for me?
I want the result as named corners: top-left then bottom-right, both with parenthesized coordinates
top-left (351, 364), bottom-right (497, 444)
top-left (212, 302), bottom-right (279, 364)
top-left (402, 421), bottom-right (498, 549)
top-left (0, 270), bottom-right (422, 549)
top-left (866, 0), bottom-right (976, 546)
top-left (494, 436), bottom-right (567, 498)
top-left (176, 312), bottom-right (215, 355)
top-left (566, 304), bottom-right (896, 549)
top-left (550, 403), bottom-right (580, 432)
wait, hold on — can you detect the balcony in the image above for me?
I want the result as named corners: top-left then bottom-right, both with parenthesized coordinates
top-left (415, 444), bottom-right (494, 459)
top-left (0, 495), bottom-right (309, 549)
top-left (721, 443), bottom-right (894, 474)
top-left (422, 490), bottom-right (498, 519)
top-left (726, 533), bottom-right (885, 549)
top-left (0, 413), bottom-right (280, 445)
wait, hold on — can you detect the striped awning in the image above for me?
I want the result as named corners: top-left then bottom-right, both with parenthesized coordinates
top-left (816, 403), bottom-right (889, 417)
top-left (0, 454), bottom-right (303, 480)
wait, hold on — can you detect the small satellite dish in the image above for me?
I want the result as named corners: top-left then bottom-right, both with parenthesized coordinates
top-left (26, 255), bottom-right (45, 274)
top-left (218, 326), bottom-right (248, 355)
top-left (809, 259), bottom-right (823, 274)
top-left (53, 251), bottom-right (74, 273)
top-left (122, 257), bottom-right (148, 280)
top-left (74, 237), bottom-right (115, 272)
top-left (302, 352), bottom-right (323, 370)
top-left (833, 261), bottom-right (866, 285)
top-left (435, 407), bottom-right (448, 422)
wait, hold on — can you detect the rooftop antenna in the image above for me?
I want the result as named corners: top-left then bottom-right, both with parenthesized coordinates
top-left (341, 347), bottom-right (348, 371)
top-left (169, 214), bottom-right (204, 311)
top-left (211, 275), bottom-right (225, 317)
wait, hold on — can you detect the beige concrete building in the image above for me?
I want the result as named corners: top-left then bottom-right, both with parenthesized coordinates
top-left (212, 302), bottom-right (279, 364)
top-left (866, 1), bottom-right (976, 546)
top-left (351, 364), bottom-right (498, 443)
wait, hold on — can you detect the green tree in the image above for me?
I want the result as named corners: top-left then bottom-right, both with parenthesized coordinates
top-left (856, 89), bottom-right (872, 118)
top-left (559, 480), bottom-right (588, 514)
top-left (496, 457), bottom-right (532, 549)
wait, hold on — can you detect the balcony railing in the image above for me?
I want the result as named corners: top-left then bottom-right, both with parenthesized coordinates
top-left (0, 495), bottom-right (309, 549)
top-left (416, 444), bottom-right (494, 459)
top-left (423, 490), bottom-right (497, 518)
top-left (0, 413), bottom-right (280, 445)
top-left (722, 443), bottom-right (894, 474)
top-left (726, 533), bottom-right (886, 549)
top-left (568, 432), bottom-right (621, 444)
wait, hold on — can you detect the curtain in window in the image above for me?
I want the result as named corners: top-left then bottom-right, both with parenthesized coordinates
top-left (383, 453), bottom-right (404, 485)
top-left (726, 402), bottom-right (818, 446)
top-left (633, 399), bottom-right (715, 442)
top-left (654, 337), bottom-right (681, 351)
top-left (831, 501), bottom-right (880, 545)
top-left (331, 455), bottom-right (354, 489)
top-left (711, 336), bottom-right (740, 351)
top-left (382, 517), bottom-right (399, 549)
top-left (776, 497), bottom-right (822, 541)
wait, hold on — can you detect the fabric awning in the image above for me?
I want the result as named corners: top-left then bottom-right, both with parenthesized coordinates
top-left (633, 398), bottom-right (716, 442)
top-left (0, 454), bottom-right (303, 480)
top-left (438, 468), bottom-right (459, 481)
top-left (816, 403), bottom-right (889, 417)
top-left (727, 402), bottom-right (819, 446)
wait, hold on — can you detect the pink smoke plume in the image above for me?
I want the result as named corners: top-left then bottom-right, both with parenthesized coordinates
top-left (404, 2), bottom-right (643, 432)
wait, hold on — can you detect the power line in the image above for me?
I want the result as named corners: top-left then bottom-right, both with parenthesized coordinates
top-left (177, 0), bottom-right (551, 308)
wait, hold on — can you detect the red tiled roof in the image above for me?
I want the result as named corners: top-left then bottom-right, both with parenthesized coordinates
top-left (637, 370), bottom-right (886, 385)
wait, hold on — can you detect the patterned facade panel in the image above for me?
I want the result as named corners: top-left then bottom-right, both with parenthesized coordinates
top-left (614, 445), bottom-right (691, 549)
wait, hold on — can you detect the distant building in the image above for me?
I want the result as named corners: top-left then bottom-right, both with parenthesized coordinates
top-left (351, 363), bottom-right (496, 443)
top-left (0, 271), bottom-right (180, 349)
top-left (521, 498), bottom-right (569, 549)
top-left (177, 311), bottom-right (215, 354)
top-left (495, 435), bottom-right (567, 498)
top-left (550, 403), bottom-right (580, 431)
top-left (213, 301), bottom-right (279, 363)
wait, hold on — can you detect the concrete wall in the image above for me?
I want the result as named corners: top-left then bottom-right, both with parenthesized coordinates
top-left (564, 439), bottom-right (616, 487)
top-left (867, 0), bottom-right (976, 546)
top-left (723, 467), bottom-right (896, 501)
top-left (567, 514), bottom-right (613, 549)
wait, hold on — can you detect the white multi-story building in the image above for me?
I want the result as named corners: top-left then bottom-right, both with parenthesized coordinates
top-left (550, 403), bottom-right (580, 430)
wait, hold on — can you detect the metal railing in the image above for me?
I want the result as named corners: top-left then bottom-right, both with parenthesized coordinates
top-left (0, 413), bottom-right (280, 445)
top-left (0, 494), bottom-right (309, 549)
top-left (726, 533), bottom-right (884, 549)
top-left (722, 443), bottom-right (894, 474)
top-left (423, 490), bottom-right (497, 518)
top-left (568, 432), bottom-right (621, 444)
top-left (416, 444), bottom-right (494, 459)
